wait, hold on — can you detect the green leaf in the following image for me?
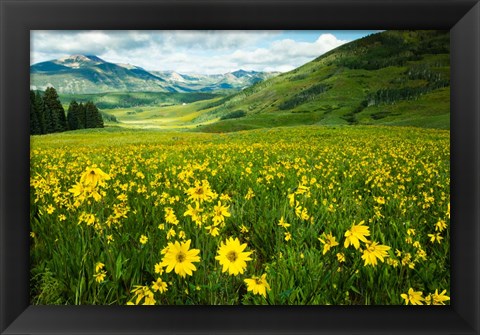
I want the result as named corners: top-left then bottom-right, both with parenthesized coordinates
top-left (350, 286), bottom-right (361, 295)
top-left (115, 253), bottom-right (123, 280)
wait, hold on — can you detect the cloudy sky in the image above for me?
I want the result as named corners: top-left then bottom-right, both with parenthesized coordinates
top-left (31, 30), bottom-right (377, 74)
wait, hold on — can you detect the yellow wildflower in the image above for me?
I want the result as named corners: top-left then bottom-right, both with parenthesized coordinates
top-left (244, 274), bottom-right (271, 298)
top-left (361, 241), bottom-right (391, 266)
top-left (401, 288), bottom-right (425, 305)
top-left (344, 221), bottom-right (370, 249)
top-left (215, 237), bottom-right (252, 276)
top-left (160, 240), bottom-right (201, 278)
top-left (318, 232), bottom-right (339, 255)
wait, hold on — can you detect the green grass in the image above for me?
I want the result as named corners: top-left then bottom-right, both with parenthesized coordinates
top-left (76, 83), bottom-right (448, 133)
top-left (30, 125), bottom-right (450, 305)
top-left (358, 88), bottom-right (450, 129)
top-left (60, 91), bottom-right (222, 109)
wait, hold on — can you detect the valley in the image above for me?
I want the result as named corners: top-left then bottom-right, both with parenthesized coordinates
top-left (45, 30), bottom-right (450, 132)
top-left (57, 92), bottom-right (224, 130)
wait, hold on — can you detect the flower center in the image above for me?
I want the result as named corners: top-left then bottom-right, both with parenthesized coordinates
top-left (176, 251), bottom-right (186, 263)
top-left (226, 251), bottom-right (238, 262)
top-left (195, 187), bottom-right (204, 195)
top-left (255, 278), bottom-right (263, 285)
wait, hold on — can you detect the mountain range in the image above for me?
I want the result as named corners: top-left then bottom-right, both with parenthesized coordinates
top-left (30, 55), bottom-right (279, 94)
top-left (150, 69), bottom-right (279, 93)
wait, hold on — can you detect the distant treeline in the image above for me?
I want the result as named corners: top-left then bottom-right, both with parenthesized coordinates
top-left (278, 84), bottom-right (331, 110)
top-left (328, 30), bottom-right (449, 71)
top-left (367, 68), bottom-right (450, 106)
top-left (59, 92), bottom-right (220, 109)
top-left (366, 83), bottom-right (449, 106)
top-left (66, 100), bottom-right (104, 131)
top-left (30, 87), bottom-right (104, 135)
top-left (220, 110), bottom-right (247, 120)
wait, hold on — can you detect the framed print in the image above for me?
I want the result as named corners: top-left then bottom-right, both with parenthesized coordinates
top-left (1, 0), bottom-right (479, 334)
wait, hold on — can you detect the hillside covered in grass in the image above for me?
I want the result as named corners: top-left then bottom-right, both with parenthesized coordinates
top-left (58, 91), bottom-right (221, 110)
top-left (193, 30), bottom-right (449, 132)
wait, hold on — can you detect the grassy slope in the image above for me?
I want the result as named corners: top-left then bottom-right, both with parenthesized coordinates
top-left (100, 98), bottom-right (223, 129)
top-left (194, 30), bottom-right (450, 132)
top-left (59, 91), bottom-right (221, 109)
top-left (59, 92), bottom-right (224, 130)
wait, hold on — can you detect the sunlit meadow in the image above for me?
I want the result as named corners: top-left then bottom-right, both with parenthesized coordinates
top-left (30, 125), bottom-right (450, 305)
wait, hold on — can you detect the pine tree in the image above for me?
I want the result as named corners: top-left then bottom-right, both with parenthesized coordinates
top-left (85, 101), bottom-right (95, 128)
top-left (30, 90), bottom-right (42, 135)
top-left (77, 103), bottom-right (86, 129)
top-left (44, 106), bottom-right (56, 133)
top-left (97, 111), bottom-right (105, 128)
top-left (94, 105), bottom-right (104, 128)
top-left (67, 100), bottom-right (80, 130)
top-left (34, 92), bottom-right (46, 134)
top-left (43, 87), bottom-right (67, 132)
top-left (84, 101), bottom-right (104, 128)
top-left (57, 102), bottom-right (68, 131)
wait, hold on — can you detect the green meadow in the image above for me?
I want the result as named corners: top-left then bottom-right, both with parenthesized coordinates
top-left (30, 30), bottom-right (451, 306)
top-left (30, 126), bottom-right (450, 305)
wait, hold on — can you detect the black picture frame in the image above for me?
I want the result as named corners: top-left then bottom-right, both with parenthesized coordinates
top-left (1, 0), bottom-right (479, 334)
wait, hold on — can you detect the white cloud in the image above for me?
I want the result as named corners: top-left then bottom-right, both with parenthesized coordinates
top-left (263, 65), bottom-right (296, 73)
top-left (158, 30), bottom-right (279, 51)
top-left (223, 34), bottom-right (348, 73)
top-left (270, 34), bottom-right (347, 58)
top-left (31, 31), bottom-right (349, 74)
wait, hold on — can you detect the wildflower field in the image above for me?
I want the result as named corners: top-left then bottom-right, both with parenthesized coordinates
top-left (30, 125), bottom-right (450, 305)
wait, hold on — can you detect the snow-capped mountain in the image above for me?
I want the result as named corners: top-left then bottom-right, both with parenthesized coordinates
top-left (30, 55), bottom-right (279, 94)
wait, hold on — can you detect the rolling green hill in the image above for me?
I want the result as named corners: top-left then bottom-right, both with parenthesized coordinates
top-left (56, 91), bottom-right (224, 130)
top-left (193, 30), bottom-right (450, 132)
top-left (58, 91), bottom-right (221, 109)
top-left (51, 30), bottom-right (450, 133)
